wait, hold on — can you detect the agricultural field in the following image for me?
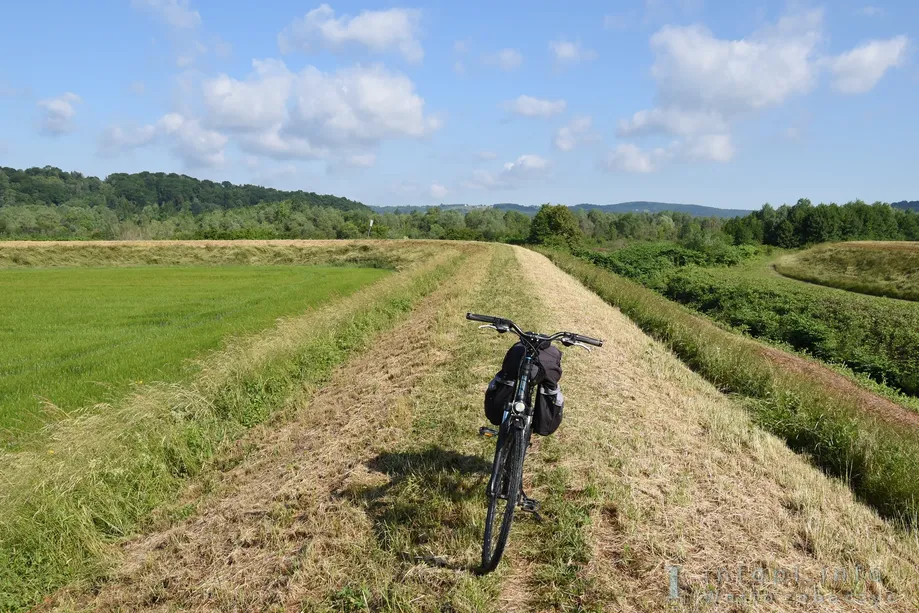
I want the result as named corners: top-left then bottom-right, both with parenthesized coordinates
top-left (3, 240), bottom-right (919, 612)
top-left (0, 264), bottom-right (389, 440)
top-left (775, 241), bottom-right (919, 301)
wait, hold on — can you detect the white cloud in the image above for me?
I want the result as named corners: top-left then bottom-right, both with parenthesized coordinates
top-left (131, 0), bottom-right (201, 29)
top-left (684, 133), bottom-right (734, 162)
top-left (549, 39), bottom-right (597, 64)
top-left (613, 10), bottom-right (843, 170)
top-left (453, 60), bottom-right (466, 75)
top-left (197, 59), bottom-right (440, 162)
top-left (278, 4), bottom-right (423, 62)
top-left (827, 35), bottom-right (908, 94)
top-left (98, 123), bottom-right (157, 155)
top-left (504, 95), bottom-right (567, 118)
top-left (617, 107), bottom-right (728, 137)
top-left (37, 92), bottom-right (81, 135)
top-left (430, 182), bottom-right (447, 199)
top-left (202, 59), bottom-right (294, 131)
top-left (482, 48), bottom-right (523, 71)
top-left (157, 112), bottom-right (227, 167)
top-left (100, 112), bottom-right (227, 167)
top-left (603, 143), bottom-right (655, 173)
top-left (554, 115), bottom-right (596, 151)
top-left (289, 64), bottom-right (441, 145)
top-left (462, 154), bottom-right (551, 190)
top-left (650, 10), bottom-right (823, 115)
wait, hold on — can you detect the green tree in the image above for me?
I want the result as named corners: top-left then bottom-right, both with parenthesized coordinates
top-left (528, 204), bottom-right (583, 245)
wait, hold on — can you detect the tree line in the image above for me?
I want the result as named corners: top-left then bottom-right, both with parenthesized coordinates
top-left (1, 166), bottom-right (917, 247)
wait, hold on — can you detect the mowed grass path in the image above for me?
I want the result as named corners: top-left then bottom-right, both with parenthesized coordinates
top-left (0, 265), bottom-right (389, 437)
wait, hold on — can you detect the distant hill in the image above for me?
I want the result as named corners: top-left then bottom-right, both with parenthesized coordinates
top-left (372, 201), bottom-right (753, 219)
top-left (893, 201), bottom-right (919, 212)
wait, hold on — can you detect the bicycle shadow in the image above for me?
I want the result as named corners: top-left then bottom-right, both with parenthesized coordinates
top-left (338, 446), bottom-right (491, 573)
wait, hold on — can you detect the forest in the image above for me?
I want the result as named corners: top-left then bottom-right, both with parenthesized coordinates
top-left (2, 166), bottom-right (918, 246)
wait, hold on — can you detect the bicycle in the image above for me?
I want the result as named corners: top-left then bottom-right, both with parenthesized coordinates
top-left (466, 312), bottom-right (603, 573)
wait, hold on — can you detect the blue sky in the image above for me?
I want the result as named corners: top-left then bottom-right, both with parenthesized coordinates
top-left (0, 0), bottom-right (915, 210)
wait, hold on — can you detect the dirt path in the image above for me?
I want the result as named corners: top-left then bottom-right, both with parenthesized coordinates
top-left (760, 347), bottom-right (919, 430)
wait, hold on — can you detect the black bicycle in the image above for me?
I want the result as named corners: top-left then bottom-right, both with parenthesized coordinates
top-left (467, 312), bottom-right (603, 573)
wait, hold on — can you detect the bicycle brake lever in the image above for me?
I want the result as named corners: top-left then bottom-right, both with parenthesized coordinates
top-left (479, 324), bottom-right (509, 333)
top-left (570, 341), bottom-right (592, 353)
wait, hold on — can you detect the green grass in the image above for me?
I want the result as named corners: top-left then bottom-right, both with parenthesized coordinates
top-left (541, 248), bottom-right (919, 529)
top-left (580, 246), bottom-right (919, 397)
top-left (775, 241), bottom-right (919, 301)
top-left (0, 265), bottom-right (389, 440)
top-left (0, 244), bottom-right (464, 612)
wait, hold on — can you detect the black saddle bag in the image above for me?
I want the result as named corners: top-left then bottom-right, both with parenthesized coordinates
top-left (483, 341), bottom-right (564, 434)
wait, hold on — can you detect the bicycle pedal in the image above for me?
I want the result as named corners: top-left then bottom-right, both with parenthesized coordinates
top-left (478, 426), bottom-right (498, 438)
top-left (520, 497), bottom-right (543, 521)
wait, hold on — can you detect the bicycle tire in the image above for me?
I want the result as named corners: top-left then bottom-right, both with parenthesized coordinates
top-left (480, 425), bottom-right (525, 573)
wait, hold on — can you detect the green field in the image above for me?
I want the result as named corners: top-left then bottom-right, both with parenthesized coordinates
top-left (0, 265), bottom-right (389, 439)
top-left (578, 243), bottom-right (919, 397)
top-left (775, 241), bottom-right (919, 301)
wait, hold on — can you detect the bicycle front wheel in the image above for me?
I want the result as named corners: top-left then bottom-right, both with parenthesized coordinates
top-left (480, 426), bottom-right (525, 573)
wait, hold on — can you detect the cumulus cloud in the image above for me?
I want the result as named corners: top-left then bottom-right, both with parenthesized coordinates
top-left (549, 39), bottom-right (597, 64)
top-left (603, 144), bottom-right (656, 173)
top-left (554, 116), bottom-right (596, 151)
top-left (430, 182), bottom-right (447, 199)
top-left (37, 92), bottom-right (81, 135)
top-left (157, 113), bottom-right (227, 167)
top-left (98, 123), bottom-right (157, 155)
top-left (504, 95), bottom-right (566, 118)
top-left (617, 107), bottom-right (728, 137)
top-left (278, 4), bottom-right (423, 62)
top-left (482, 48), bottom-right (523, 70)
top-left (202, 59), bottom-right (294, 131)
top-left (827, 35), bottom-right (908, 94)
top-left (462, 154), bottom-right (550, 190)
top-left (102, 59), bottom-right (440, 170)
top-left (131, 0), bottom-right (201, 29)
top-left (613, 9), bottom-right (905, 170)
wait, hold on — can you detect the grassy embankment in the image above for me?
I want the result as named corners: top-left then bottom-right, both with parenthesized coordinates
top-left (0, 240), bottom-right (465, 612)
top-left (0, 265), bottom-right (389, 439)
top-left (775, 241), bottom-right (919, 301)
top-left (578, 243), bottom-right (919, 399)
top-left (544, 248), bottom-right (919, 528)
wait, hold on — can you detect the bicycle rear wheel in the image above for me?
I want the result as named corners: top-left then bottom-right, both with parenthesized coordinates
top-left (480, 426), bottom-right (525, 573)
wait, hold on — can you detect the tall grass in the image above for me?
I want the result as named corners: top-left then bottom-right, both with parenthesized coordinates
top-left (0, 265), bottom-right (389, 439)
top-left (776, 241), bottom-right (919, 302)
top-left (541, 249), bottom-right (919, 529)
top-left (0, 245), bottom-right (465, 612)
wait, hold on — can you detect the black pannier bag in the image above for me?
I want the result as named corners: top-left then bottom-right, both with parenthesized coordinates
top-left (483, 341), bottom-right (564, 435)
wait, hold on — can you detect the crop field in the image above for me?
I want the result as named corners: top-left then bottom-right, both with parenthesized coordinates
top-left (0, 264), bottom-right (389, 440)
top-left (775, 241), bottom-right (919, 301)
top-left (3, 240), bottom-right (919, 612)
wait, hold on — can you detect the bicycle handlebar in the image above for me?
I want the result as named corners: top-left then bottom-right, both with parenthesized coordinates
top-left (466, 313), bottom-right (604, 348)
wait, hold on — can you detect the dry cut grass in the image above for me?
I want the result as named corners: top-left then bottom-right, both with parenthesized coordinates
top-left (24, 241), bottom-right (919, 612)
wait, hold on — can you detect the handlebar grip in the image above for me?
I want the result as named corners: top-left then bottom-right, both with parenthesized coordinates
top-left (466, 312), bottom-right (498, 324)
top-left (572, 333), bottom-right (603, 347)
